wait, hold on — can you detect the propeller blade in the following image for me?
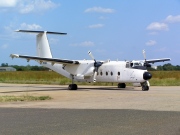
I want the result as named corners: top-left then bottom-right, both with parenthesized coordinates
top-left (142, 50), bottom-right (146, 61)
top-left (88, 51), bottom-right (95, 61)
top-left (93, 71), bottom-right (97, 82)
top-left (142, 49), bottom-right (152, 68)
top-left (103, 59), bottom-right (110, 64)
top-left (87, 51), bottom-right (105, 82)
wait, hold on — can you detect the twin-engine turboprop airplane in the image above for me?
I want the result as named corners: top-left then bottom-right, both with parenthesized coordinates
top-left (10, 30), bottom-right (171, 91)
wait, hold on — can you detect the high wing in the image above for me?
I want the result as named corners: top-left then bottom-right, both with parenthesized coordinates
top-left (145, 58), bottom-right (171, 64)
top-left (10, 54), bottom-right (80, 65)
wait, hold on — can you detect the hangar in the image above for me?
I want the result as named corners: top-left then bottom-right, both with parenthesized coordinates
top-left (0, 67), bottom-right (16, 71)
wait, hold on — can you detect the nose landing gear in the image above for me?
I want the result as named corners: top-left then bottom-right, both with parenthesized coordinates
top-left (141, 81), bottom-right (149, 91)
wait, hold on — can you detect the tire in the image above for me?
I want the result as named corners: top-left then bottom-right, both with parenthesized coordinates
top-left (68, 84), bottom-right (77, 90)
top-left (142, 86), bottom-right (149, 91)
top-left (122, 83), bottom-right (126, 88)
top-left (118, 83), bottom-right (126, 88)
top-left (73, 84), bottom-right (77, 90)
top-left (68, 84), bottom-right (72, 90)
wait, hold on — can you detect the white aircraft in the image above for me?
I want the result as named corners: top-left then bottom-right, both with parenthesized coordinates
top-left (10, 30), bottom-right (171, 91)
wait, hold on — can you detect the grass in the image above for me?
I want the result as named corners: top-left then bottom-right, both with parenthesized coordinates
top-left (149, 71), bottom-right (180, 86)
top-left (0, 71), bottom-right (179, 86)
top-left (0, 71), bottom-right (178, 102)
top-left (0, 95), bottom-right (52, 102)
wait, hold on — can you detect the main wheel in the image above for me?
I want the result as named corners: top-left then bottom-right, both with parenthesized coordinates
top-left (68, 84), bottom-right (77, 90)
top-left (73, 84), bottom-right (77, 90)
top-left (118, 83), bottom-right (126, 88)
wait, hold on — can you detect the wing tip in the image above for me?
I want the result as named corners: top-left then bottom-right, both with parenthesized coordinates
top-left (10, 54), bottom-right (19, 58)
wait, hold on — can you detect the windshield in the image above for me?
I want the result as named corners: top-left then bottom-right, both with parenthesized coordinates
top-left (133, 62), bottom-right (142, 66)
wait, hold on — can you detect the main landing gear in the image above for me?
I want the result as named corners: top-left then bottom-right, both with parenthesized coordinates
top-left (68, 84), bottom-right (77, 90)
top-left (118, 83), bottom-right (126, 88)
top-left (68, 75), bottom-right (78, 90)
top-left (141, 81), bottom-right (149, 91)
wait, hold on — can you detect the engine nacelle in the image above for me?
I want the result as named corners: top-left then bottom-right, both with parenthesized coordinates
top-left (84, 67), bottom-right (94, 76)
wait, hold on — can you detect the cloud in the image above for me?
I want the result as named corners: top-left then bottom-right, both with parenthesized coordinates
top-left (1, 44), bottom-right (8, 49)
top-left (71, 41), bottom-right (95, 47)
top-left (0, 0), bottom-right (59, 14)
top-left (146, 22), bottom-right (168, 31)
top-left (146, 40), bottom-right (157, 46)
top-left (0, 0), bottom-right (17, 7)
top-left (165, 15), bottom-right (180, 23)
top-left (88, 24), bottom-right (104, 28)
top-left (18, 23), bottom-right (42, 30)
top-left (85, 7), bottom-right (115, 13)
top-left (18, 0), bottom-right (59, 14)
top-left (2, 23), bottom-right (42, 40)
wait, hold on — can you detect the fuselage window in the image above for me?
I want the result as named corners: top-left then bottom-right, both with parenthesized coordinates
top-left (100, 71), bottom-right (103, 76)
top-left (111, 72), bottom-right (113, 76)
top-left (97, 72), bottom-right (99, 76)
top-left (106, 72), bottom-right (108, 76)
top-left (118, 72), bottom-right (120, 76)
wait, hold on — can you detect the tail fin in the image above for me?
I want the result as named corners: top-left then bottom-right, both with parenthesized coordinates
top-left (15, 30), bottom-right (67, 58)
top-left (36, 32), bottom-right (52, 58)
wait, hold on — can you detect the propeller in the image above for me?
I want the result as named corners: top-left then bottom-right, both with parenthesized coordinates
top-left (142, 50), bottom-right (151, 68)
top-left (88, 51), bottom-right (109, 82)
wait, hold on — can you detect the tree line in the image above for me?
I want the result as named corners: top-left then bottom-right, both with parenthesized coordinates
top-left (157, 63), bottom-right (180, 71)
top-left (1, 63), bottom-right (49, 71)
top-left (1, 63), bottom-right (180, 71)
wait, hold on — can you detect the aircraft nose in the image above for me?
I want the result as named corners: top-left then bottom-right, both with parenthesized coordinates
top-left (143, 72), bottom-right (152, 80)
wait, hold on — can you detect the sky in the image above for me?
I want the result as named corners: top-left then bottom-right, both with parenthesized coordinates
top-left (0, 0), bottom-right (180, 66)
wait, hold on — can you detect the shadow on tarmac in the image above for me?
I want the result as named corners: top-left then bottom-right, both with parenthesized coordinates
top-left (0, 85), bottom-right (141, 93)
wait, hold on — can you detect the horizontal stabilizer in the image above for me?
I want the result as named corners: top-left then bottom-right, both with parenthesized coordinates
top-left (15, 30), bottom-right (67, 35)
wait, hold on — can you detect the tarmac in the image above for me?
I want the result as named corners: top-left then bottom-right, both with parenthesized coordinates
top-left (0, 83), bottom-right (180, 135)
top-left (0, 83), bottom-right (179, 111)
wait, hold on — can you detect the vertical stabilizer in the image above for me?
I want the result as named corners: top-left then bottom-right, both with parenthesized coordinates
top-left (36, 32), bottom-right (52, 58)
top-left (15, 30), bottom-right (67, 58)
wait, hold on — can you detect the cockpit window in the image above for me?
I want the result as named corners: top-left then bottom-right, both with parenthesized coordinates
top-left (130, 62), bottom-right (143, 67)
top-left (134, 63), bottom-right (139, 66)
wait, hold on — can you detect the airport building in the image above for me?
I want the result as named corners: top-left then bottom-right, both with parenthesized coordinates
top-left (0, 67), bottom-right (16, 71)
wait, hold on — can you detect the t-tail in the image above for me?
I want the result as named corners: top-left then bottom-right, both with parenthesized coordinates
top-left (15, 30), bottom-right (67, 58)
top-left (14, 30), bottom-right (71, 79)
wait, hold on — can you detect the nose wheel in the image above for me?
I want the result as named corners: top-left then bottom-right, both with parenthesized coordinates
top-left (141, 81), bottom-right (149, 91)
top-left (142, 85), bottom-right (149, 91)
